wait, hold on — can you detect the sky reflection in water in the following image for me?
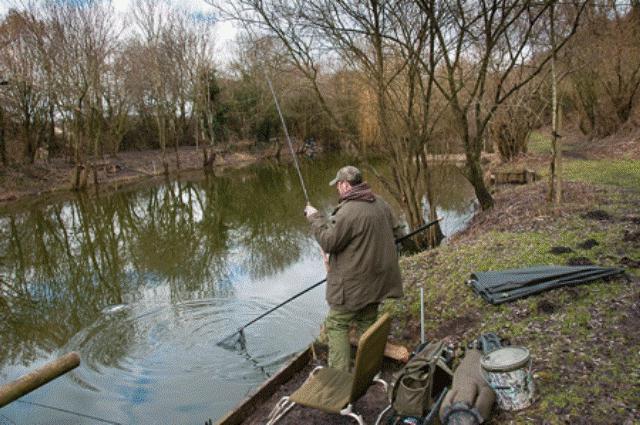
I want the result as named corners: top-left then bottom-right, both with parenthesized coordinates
top-left (0, 157), bottom-right (474, 423)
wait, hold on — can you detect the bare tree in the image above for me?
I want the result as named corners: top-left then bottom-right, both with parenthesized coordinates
top-left (132, 0), bottom-right (172, 175)
top-left (16, 1), bottom-right (120, 186)
top-left (214, 0), bottom-right (446, 245)
top-left (165, 8), bottom-right (216, 171)
top-left (102, 47), bottom-right (133, 156)
top-left (0, 10), bottom-right (49, 163)
top-left (420, 0), bottom-right (586, 210)
top-left (489, 75), bottom-right (548, 162)
top-left (565, 2), bottom-right (640, 137)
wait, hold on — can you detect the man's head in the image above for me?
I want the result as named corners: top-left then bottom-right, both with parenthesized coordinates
top-left (329, 165), bottom-right (362, 186)
top-left (329, 165), bottom-right (362, 196)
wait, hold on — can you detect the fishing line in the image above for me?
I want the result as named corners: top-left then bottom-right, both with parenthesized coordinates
top-left (15, 400), bottom-right (124, 425)
top-left (246, 27), bottom-right (310, 204)
top-left (265, 70), bottom-right (310, 204)
top-left (0, 413), bottom-right (17, 425)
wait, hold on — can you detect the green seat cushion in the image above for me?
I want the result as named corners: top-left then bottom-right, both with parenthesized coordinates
top-left (289, 368), bottom-right (354, 414)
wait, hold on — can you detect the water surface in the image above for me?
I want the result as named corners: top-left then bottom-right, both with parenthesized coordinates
top-left (0, 156), bottom-right (474, 424)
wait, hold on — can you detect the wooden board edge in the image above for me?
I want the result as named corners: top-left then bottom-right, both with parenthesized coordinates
top-left (349, 338), bottom-right (410, 364)
top-left (215, 346), bottom-right (313, 425)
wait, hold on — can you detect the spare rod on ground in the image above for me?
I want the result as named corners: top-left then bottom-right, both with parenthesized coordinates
top-left (420, 286), bottom-right (425, 345)
top-left (217, 217), bottom-right (442, 348)
top-left (0, 352), bottom-right (80, 408)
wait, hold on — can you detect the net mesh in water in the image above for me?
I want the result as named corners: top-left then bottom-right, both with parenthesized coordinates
top-left (217, 329), bottom-right (247, 351)
top-left (216, 329), bottom-right (271, 377)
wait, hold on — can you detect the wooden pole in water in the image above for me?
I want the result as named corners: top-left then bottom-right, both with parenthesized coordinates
top-left (0, 352), bottom-right (80, 407)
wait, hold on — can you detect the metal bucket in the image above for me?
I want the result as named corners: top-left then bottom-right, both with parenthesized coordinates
top-left (480, 346), bottom-right (534, 411)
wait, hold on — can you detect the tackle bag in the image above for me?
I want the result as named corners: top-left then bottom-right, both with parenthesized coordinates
top-left (388, 340), bottom-right (453, 417)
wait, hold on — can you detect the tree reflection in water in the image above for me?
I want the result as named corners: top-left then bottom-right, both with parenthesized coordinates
top-left (0, 157), bottom-right (474, 423)
top-left (0, 162), bottom-right (321, 371)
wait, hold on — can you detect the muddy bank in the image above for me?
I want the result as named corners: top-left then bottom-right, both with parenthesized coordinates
top-left (0, 143), bottom-right (294, 206)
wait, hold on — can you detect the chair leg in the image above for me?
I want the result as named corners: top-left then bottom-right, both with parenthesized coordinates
top-left (374, 404), bottom-right (392, 425)
top-left (267, 364), bottom-right (320, 425)
top-left (340, 403), bottom-right (365, 425)
top-left (373, 372), bottom-right (388, 392)
top-left (309, 365), bottom-right (324, 377)
top-left (266, 396), bottom-right (296, 425)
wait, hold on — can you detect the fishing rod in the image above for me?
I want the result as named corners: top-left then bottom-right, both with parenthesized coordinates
top-left (246, 28), bottom-right (310, 204)
top-left (217, 217), bottom-right (442, 348)
top-left (265, 73), bottom-right (310, 205)
top-left (14, 400), bottom-right (124, 425)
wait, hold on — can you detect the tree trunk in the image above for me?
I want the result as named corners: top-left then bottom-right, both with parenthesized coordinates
top-left (157, 113), bottom-right (169, 176)
top-left (466, 157), bottom-right (494, 210)
top-left (173, 116), bottom-right (181, 171)
top-left (274, 138), bottom-right (282, 162)
top-left (174, 142), bottom-right (180, 171)
top-left (424, 166), bottom-right (445, 247)
top-left (92, 164), bottom-right (99, 187)
top-left (549, 4), bottom-right (562, 205)
top-left (202, 147), bottom-right (215, 173)
top-left (162, 152), bottom-right (169, 175)
top-left (48, 102), bottom-right (55, 153)
top-left (549, 104), bottom-right (563, 204)
top-left (0, 107), bottom-right (5, 165)
top-left (72, 164), bottom-right (87, 191)
top-left (24, 120), bottom-right (34, 164)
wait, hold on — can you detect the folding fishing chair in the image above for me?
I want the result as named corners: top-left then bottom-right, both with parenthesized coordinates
top-left (266, 313), bottom-right (392, 425)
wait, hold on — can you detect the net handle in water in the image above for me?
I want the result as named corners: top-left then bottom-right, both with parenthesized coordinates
top-left (216, 217), bottom-right (442, 348)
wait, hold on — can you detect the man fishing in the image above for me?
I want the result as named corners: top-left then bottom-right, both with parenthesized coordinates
top-left (304, 165), bottom-right (403, 371)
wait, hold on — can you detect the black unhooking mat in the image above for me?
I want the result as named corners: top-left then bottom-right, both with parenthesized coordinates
top-left (468, 265), bottom-right (626, 304)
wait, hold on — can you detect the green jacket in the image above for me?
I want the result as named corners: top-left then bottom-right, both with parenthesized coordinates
top-left (308, 196), bottom-right (403, 312)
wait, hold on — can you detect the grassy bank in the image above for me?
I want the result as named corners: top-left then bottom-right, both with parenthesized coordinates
top-left (390, 159), bottom-right (640, 423)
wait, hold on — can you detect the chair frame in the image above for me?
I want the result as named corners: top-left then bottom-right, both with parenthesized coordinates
top-left (267, 368), bottom-right (388, 425)
top-left (266, 314), bottom-right (391, 425)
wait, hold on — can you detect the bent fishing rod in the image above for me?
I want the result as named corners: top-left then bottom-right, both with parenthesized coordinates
top-left (248, 30), bottom-right (310, 204)
top-left (266, 72), bottom-right (310, 205)
top-left (217, 217), bottom-right (442, 347)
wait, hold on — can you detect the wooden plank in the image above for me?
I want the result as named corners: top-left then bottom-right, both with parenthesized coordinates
top-left (383, 343), bottom-right (410, 363)
top-left (215, 347), bottom-right (313, 425)
top-left (492, 169), bottom-right (539, 185)
top-left (350, 339), bottom-right (410, 363)
top-left (0, 352), bottom-right (80, 408)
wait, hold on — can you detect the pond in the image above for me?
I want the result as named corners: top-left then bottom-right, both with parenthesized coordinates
top-left (0, 155), bottom-right (475, 424)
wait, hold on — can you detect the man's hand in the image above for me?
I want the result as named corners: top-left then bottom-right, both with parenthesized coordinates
top-left (304, 204), bottom-right (318, 217)
top-left (321, 249), bottom-right (330, 272)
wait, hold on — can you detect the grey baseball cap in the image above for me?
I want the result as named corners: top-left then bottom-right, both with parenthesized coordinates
top-left (329, 165), bottom-right (363, 186)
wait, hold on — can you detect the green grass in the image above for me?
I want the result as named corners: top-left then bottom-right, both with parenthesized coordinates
top-left (528, 131), bottom-right (553, 154)
top-left (527, 131), bottom-right (640, 190)
top-left (563, 159), bottom-right (640, 190)
top-left (392, 168), bottom-right (640, 423)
